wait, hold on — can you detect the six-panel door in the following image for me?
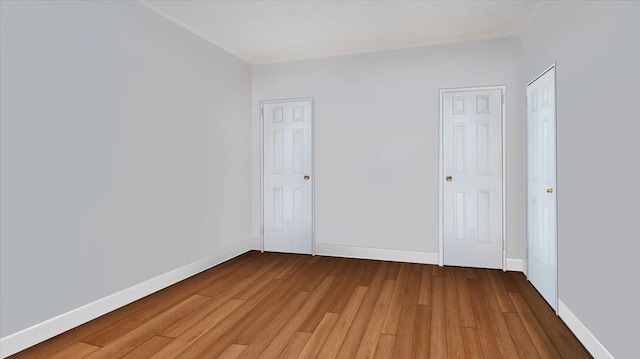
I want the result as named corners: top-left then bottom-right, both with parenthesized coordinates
top-left (527, 68), bottom-right (557, 310)
top-left (263, 100), bottom-right (313, 254)
top-left (443, 89), bottom-right (503, 269)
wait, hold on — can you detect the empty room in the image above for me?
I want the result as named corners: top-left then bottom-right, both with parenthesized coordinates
top-left (1, 0), bottom-right (638, 358)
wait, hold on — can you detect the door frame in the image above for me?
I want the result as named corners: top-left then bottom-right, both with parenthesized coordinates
top-left (260, 97), bottom-right (316, 255)
top-left (525, 63), bottom-right (558, 312)
top-left (438, 85), bottom-right (507, 270)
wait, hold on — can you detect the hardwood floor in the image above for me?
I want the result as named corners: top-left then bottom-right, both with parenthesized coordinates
top-left (10, 251), bottom-right (592, 358)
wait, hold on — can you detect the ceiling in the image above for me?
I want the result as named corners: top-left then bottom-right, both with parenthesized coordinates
top-left (142, 0), bottom-right (541, 64)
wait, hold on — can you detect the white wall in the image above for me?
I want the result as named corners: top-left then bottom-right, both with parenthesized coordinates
top-left (252, 37), bottom-right (525, 261)
top-left (0, 0), bottom-right (252, 338)
top-left (522, 1), bottom-right (640, 358)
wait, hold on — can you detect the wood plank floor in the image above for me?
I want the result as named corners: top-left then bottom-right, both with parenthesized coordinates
top-left (10, 251), bottom-right (592, 358)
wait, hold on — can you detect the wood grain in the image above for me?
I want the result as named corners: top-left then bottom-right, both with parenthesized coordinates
top-left (318, 286), bottom-right (368, 358)
top-left (335, 262), bottom-right (389, 359)
top-left (509, 291), bottom-right (562, 358)
top-left (234, 291), bottom-right (311, 358)
top-left (297, 312), bottom-right (339, 358)
top-left (9, 252), bottom-right (592, 359)
top-left (504, 312), bottom-right (542, 359)
top-left (430, 276), bottom-right (448, 358)
top-left (47, 342), bottom-right (99, 359)
top-left (381, 263), bottom-right (410, 335)
top-left (411, 304), bottom-right (431, 358)
top-left (461, 327), bottom-right (483, 359)
top-left (478, 273), bottom-right (520, 358)
top-left (444, 267), bottom-right (465, 359)
top-left (84, 294), bottom-right (210, 359)
top-left (175, 278), bottom-right (287, 358)
top-left (148, 298), bottom-right (245, 358)
top-left (487, 269), bottom-right (516, 313)
top-left (248, 276), bottom-right (335, 358)
top-left (217, 344), bottom-right (247, 359)
top-left (417, 265), bottom-right (432, 305)
top-left (279, 332), bottom-right (311, 359)
top-left (455, 267), bottom-right (477, 328)
top-left (373, 334), bottom-right (396, 358)
top-left (354, 279), bottom-right (395, 358)
top-left (392, 269), bottom-right (420, 358)
top-left (119, 336), bottom-right (172, 359)
top-left (467, 279), bottom-right (501, 359)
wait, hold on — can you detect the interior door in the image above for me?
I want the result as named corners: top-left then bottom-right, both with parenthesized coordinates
top-left (442, 88), bottom-right (503, 269)
top-left (262, 99), bottom-right (313, 254)
top-left (526, 66), bottom-right (557, 310)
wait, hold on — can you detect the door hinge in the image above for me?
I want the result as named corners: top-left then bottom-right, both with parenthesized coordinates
top-left (260, 108), bottom-right (264, 118)
top-left (502, 94), bottom-right (506, 104)
top-left (261, 227), bottom-right (264, 235)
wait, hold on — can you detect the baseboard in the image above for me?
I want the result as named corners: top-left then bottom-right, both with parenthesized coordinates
top-left (315, 243), bottom-right (439, 264)
top-left (0, 238), bottom-right (260, 358)
top-left (558, 299), bottom-right (614, 359)
top-left (506, 258), bottom-right (525, 272)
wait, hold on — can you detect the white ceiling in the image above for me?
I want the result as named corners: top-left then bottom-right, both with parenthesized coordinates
top-left (142, 0), bottom-right (541, 64)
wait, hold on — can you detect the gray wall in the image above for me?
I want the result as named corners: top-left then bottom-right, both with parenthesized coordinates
top-left (0, 1), bottom-right (252, 337)
top-left (252, 37), bottom-right (525, 259)
top-left (522, 1), bottom-right (640, 357)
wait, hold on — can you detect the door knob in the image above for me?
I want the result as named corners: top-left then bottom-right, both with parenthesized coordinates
top-left (446, 176), bottom-right (453, 182)
top-left (304, 175), bottom-right (310, 181)
top-left (547, 188), bottom-right (553, 193)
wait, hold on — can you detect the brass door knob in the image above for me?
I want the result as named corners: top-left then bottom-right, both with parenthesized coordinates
top-left (446, 176), bottom-right (453, 182)
top-left (547, 188), bottom-right (553, 193)
top-left (304, 175), bottom-right (310, 181)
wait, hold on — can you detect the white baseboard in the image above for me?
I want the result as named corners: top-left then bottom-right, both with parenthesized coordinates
top-left (506, 258), bottom-right (524, 272)
top-left (314, 244), bottom-right (525, 272)
top-left (558, 299), bottom-right (614, 359)
top-left (315, 243), bottom-right (439, 264)
top-left (0, 238), bottom-right (260, 358)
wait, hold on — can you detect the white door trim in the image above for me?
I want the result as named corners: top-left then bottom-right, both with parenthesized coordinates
top-left (438, 85), bottom-right (507, 270)
top-left (525, 63), bottom-right (558, 313)
top-left (260, 97), bottom-right (316, 255)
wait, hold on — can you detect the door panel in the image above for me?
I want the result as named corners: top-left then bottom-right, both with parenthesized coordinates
top-left (527, 67), bottom-right (557, 310)
top-left (443, 89), bottom-right (503, 269)
top-left (263, 100), bottom-right (313, 254)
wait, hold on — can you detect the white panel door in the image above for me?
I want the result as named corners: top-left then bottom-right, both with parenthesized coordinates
top-left (443, 89), bottom-right (503, 269)
top-left (263, 100), bottom-right (313, 254)
top-left (526, 67), bottom-right (557, 310)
